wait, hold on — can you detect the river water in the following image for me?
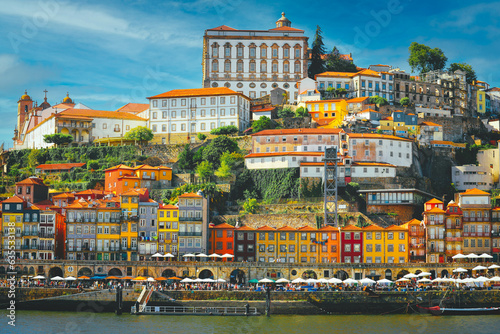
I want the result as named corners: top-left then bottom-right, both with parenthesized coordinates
top-left (3, 310), bottom-right (500, 334)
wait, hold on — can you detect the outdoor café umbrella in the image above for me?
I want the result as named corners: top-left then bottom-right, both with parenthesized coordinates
top-left (196, 253), bottom-right (208, 258)
top-left (396, 278), bottom-right (410, 282)
top-left (163, 253), bottom-right (175, 258)
top-left (51, 276), bottom-right (64, 281)
top-left (248, 279), bottom-right (259, 284)
top-left (276, 278), bottom-right (290, 283)
top-left (417, 278), bottom-right (432, 283)
top-left (221, 254), bottom-right (234, 258)
top-left (147, 277), bottom-right (156, 282)
top-left (343, 278), bottom-right (358, 285)
top-left (77, 276), bottom-right (90, 280)
top-left (359, 278), bottom-right (376, 285)
top-left (479, 253), bottom-right (493, 259)
top-left (473, 265), bottom-right (487, 271)
top-left (209, 253), bottom-right (222, 258)
top-left (65, 276), bottom-right (77, 281)
top-left (155, 277), bottom-right (168, 281)
top-left (466, 253), bottom-right (479, 259)
top-left (216, 278), bottom-right (226, 283)
top-left (453, 268), bottom-right (468, 273)
top-left (183, 253), bottom-right (196, 258)
top-left (417, 272), bottom-right (431, 277)
top-left (318, 278), bottom-right (329, 284)
top-left (33, 275), bottom-right (45, 280)
top-left (292, 278), bottom-right (306, 284)
top-left (203, 278), bottom-right (216, 283)
top-left (193, 278), bottom-right (204, 283)
top-left (151, 252), bottom-right (163, 258)
top-left (120, 276), bottom-right (134, 280)
top-left (258, 278), bottom-right (275, 283)
top-left (376, 278), bottom-right (393, 284)
top-left (167, 277), bottom-right (182, 280)
top-left (305, 278), bottom-right (318, 284)
top-left (105, 276), bottom-right (120, 280)
top-left (488, 264), bottom-right (500, 269)
top-left (404, 273), bottom-right (419, 279)
top-left (132, 276), bottom-right (147, 281)
top-left (475, 276), bottom-right (489, 282)
top-left (489, 276), bottom-right (500, 282)
top-left (328, 278), bottom-right (343, 284)
top-left (452, 254), bottom-right (466, 260)
top-left (180, 278), bottom-right (194, 283)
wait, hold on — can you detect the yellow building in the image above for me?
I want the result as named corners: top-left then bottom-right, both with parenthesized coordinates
top-left (158, 203), bottom-right (179, 255)
top-left (305, 99), bottom-right (349, 128)
top-left (1, 196), bottom-right (26, 259)
top-left (385, 225), bottom-right (408, 263)
top-left (362, 224), bottom-right (385, 264)
top-left (297, 226), bottom-right (319, 263)
top-left (276, 226), bottom-right (298, 263)
top-left (477, 90), bottom-right (486, 114)
top-left (119, 188), bottom-right (149, 261)
top-left (96, 198), bottom-right (121, 261)
top-left (256, 226), bottom-right (277, 263)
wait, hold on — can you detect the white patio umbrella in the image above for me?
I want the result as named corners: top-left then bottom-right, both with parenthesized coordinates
top-left (193, 278), bottom-right (204, 282)
top-left (221, 253), bottom-right (234, 258)
top-left (453, 267), bottom-right (468, 273)
top-left (359, 278), bottom-right (376, 285)
top-left (317, 278), bottom-right (329, 284)
top-left (151, 252), bottom-right (163, 258)
top-left (452, 253), bottom-right (466, 259)
top-left (147, 277), bottom-right (156, 282)
top-left (181, 278), bottom-right (194, 283)
top-left (343, 278), bottom-right (358, 285)
top-left (163, 253), bottom-right (175, 258)
top-left (488, 276), bottom-right (500, 282)
top-left (328, 278), bottom-right (343, 284)
top-left (275, 278), bottom-right (290, 283)
top-left (183, 253), bottom-right (196, 258)
top-left (33, 275), bottom-right (45, 280)
top-left (461, 278), bottom-right (475, 284)
top-left (51, 276), bottom-right (64, 281)
top-left (216, 278), bottom-right (226, 283)
top-left (376, 278), bottom-right (393, 284)
top-left (259, 278), bottom-right (275, 283)
top-left (473, 265), bottom-right (487, 271)
top-left (431, 278), bottom-right (442, 283)
top-left (65, 276), bottom-right (77, 281)
top-left (292, 278), bottom-right (306, 284)
top-left (403, 273), bottom-right (419, 279)
top-left (417, 278), bottom-right (432, 283)
top-left (203, 278), bottom-right (216, 283)
top-left (488, 264), bottom-right (500, 269)
top-left (196, 253), bottom-right (208, 258)
top-left (208, 253), bottom-right (222, 258)
top-left (417, 272), bottom-right (431, 277)
top-left (466, 253), bottom-right (479, 259)
top-left (396, 278), bottom-right (410, 282)
top-left (479, 253), bottom-right (493, 259)
top-left (306, 278), bottom-right (318, 284)
top-left (475, 276), bottom-right (489, 282)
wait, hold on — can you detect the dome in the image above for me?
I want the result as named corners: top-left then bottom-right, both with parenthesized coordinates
top-left (20, 90), bottom-right (31, 101)
top-left (276, 12), bottom-right (291, 27)
top-left (63, 92), bottom-right (73, 104)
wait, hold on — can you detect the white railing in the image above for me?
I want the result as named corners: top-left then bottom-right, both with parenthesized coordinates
top-left (141, 305), bottom-right (258, 315)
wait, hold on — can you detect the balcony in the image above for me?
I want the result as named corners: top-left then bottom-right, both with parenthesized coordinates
top-left (410, 243), bottom-right (425, 249)
top-left (121, 215), bottom-right (139, 221)
top-left (179, 232), bottom-right (202, 237)
top-left (492, 231), bottom-right (500, 238)
top-left (38, 232), bottom-right (55, 239)
top-left (491, 217), bottom-right (500, 222)
top-left (409, 255), bottom-right (426, 262)
top-left (428, 247), bottom-right (445, 253)
top-left (427, 235), bottom-right (445, 240)
top-left (409, 231), bottom-right (425, 237)
top-left (462, 232), bottom-right (490, 237)
top-left (445, 237), bottom-right (462, 242)
top-left (38, 245), bottom-right (54, 251)
top-left (179, 217), bottom-right (202, 222)
top-left (22, 231), bottom-right (39, 236)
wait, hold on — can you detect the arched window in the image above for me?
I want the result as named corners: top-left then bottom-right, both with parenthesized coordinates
top-left (260, 44), bottom-right (267, 58)
top-left (211, 43), bottom-right (219, 57)
top-left (249, 60), bottom-right (256, 73)
top-left (283, 60), bottom-right (290, 73)
top-left (260, 60), bottom-right (267, 73)
top-left (237, 60), bottom-right (243, 73)
top-left (294, 44), bottom-right (302, 59)
top-left (294, 61), bottom-right (301, 73)
top-left (272, 60), bottom-right (278, 73)
top-left (224, 60), bottom-right (231, 72)
top-left (249, 43), bottom-right (256, 58)
top-left (236, 43), bottom-right (244, 58)
top-left (283, 44), bottom-right (290, 59)
top-left (224, 43), bottom-right (232, 57)
top-left (212, 60), bottom-right (218, 72)
top-left (271, 44), bottom-right (279, 58)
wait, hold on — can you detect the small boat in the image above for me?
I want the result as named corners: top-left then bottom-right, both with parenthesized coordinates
top-left (417, 305), bottom-right (500, 316)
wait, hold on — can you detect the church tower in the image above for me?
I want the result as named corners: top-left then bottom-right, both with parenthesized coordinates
top-left (17, 90), bottom-right (33, 140)
top-left (276, 12), bottom-right (291, 28)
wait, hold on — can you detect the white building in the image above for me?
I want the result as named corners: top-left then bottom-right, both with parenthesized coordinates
top-left (416, 106), bottom-right (452, 118)
top-left (347, 133), bottom-right (413, 167)
top-left (245, 152), bottom-right (325, 169)
top-left (147, 87), bottom-right (251, 144)
top-left (300, 161), bottom-right (396, 181)
top-left (418, 122), bottom-right (443, 146)
top-left (296, 77), bottom-right (320, 103)
top-left (477, 141), bottom-right (500, 183)
top-left (452, 165), bottom-right (494, 191)
top-left (202, 13), bottom-right (309, 102)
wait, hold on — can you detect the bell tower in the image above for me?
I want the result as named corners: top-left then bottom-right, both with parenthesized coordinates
top-left (17, 90), bottom-right (33, 139)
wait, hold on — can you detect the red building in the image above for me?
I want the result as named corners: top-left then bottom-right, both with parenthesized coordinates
top-left (15, 177), bottom-right (48, 204)
top-left (208, 223), bottom-right (235, 257)
top-left (74, 189), bottom-right (109, 201)
top-left (234, 226), bottom-right (256, 262)
top-left (340, 225), bottom-right (363, 263)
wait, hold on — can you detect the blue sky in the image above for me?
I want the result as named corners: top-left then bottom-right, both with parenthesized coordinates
top-left (1, 0), bottom-right (499, 148)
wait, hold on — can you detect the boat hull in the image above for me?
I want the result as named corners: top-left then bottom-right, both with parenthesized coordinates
top-left (417, 305), bottom-right (500, 316)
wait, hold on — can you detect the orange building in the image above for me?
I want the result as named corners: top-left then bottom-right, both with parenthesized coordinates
top-left (105, 164), bottom-right (172, 195)
top-left (403, 218), bottom-right (426, 263)
top-left (209, 223), bottom-right (235, 256)
top-left (317, 225), bottom-right (340, 263)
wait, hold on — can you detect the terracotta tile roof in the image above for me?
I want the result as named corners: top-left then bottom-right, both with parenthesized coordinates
top-left (382, 116), bottom-right (393, 121)
top-left (257, 225), bottom-right (276, 231)
top-left (347, 97), bottom-right (370, 103)
top-left (425, 207), bottom-right (446, 213)
top-left (245, 152), bottom-right (324, 158)
top-left (115, 103), bottom-right (149, 114)
top-left (121, 188), bottom-right (148, 196)
top-left (148, 87), bottom-right (249, 100)
top-left (252, 107), bottom-right (275, 112)
top-left (341, 224), bottom-right (362, 231)
top-left (316, 71), bottom-right (358, 79)
top-left (212, 223), bottom-right (235, 229)
top-left (2, 195), bottom-right (25, 204)
top-left (297, 225), bottom-right (316, 231)
top-left (460, 188), bottom-right (490, 196)
top-left (404, 218), bottom-right (421, 225)
top-left (76, 189), bottom-right (109, 196)
top-left (36, 163), bottom-right (86, 170)
top-left (347, 133), bottom-right (413, 142)
top-left (207, 25), bottom-right (237, 31)
top-left (104, 164), bottom-right (135, 171)
top-left (52, 192), bottom-right (75, 199)
top-left (57, 108), bottom-right (147, 121)
top-left (420, 122), bottom-right (442, 127)
top-left (299, 161), bottom-right (345, 167)
top-left (276, 225), bottom-right (297, 231)
top-left (318, 225), bottom-right (338, 231)
top-left (252, 128), bottom-right (343, 136)
top-left (236, 226), bottom-right (255, 231)
top-left (363, 224), bottom-right (384, 231)
top-left (268, 26), bottom-right (304, 32)
top-left (178, 192), bottom-right (202, 198)
top-left (385, 225), bottom-right (407, 231)
top-left (426, 198), bottom-right (444, 204)
top-left (16, 177), bottom-right (46, 186)
top-left (159, 204), bottom-right (178, 210)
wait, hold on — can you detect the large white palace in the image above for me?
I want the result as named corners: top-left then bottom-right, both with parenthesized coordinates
top-left (202, 13), bottom-right (309, 103)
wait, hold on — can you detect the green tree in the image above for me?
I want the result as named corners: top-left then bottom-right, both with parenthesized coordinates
top-left (197, 133), bottom-right (207, 141)
top-left (210, 125), bottom-right (239, 136)
top-left (408, 42), bottom-right (447, 74)
top-left (243, 198), bottom-right (259, 214)
top-left (87, 160), bottom-right (99, 170)
top-left (215, 160), bottom-right (232, 179)
top-left (124, 126), bottom-right (154, 143)
top-left (177, 144), bottom-right (194, 171)
top-left (252, 116), bottom-right (275, 133)
top-left (193, 146), bottom-right (205, 166)
top-left (400, 97), bottom-right (410, 107)
top-left (308, 25), bottom-right (326, 79)
top-left (295, 107), bottom-right (309, 117)
top-left (448, 62), bottom-right (477, 84)
top-left (278, 107), bottom-right (295, 118)
top-left (325, 47), bottom-right (357, 72)
top-left (27, 149), bottom-right (44, 168)
top-left (369, 95), bottom-right (388, 107)
top-left (202, 135), bottom-right (239, 168)
top-left (196, 161), bottom-right (214, 183)
top-left (43, 133), bottom-right (73, 147)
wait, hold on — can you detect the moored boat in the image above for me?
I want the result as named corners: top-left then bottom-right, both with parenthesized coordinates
top-left (417, 305), bottom-right (500, 316)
